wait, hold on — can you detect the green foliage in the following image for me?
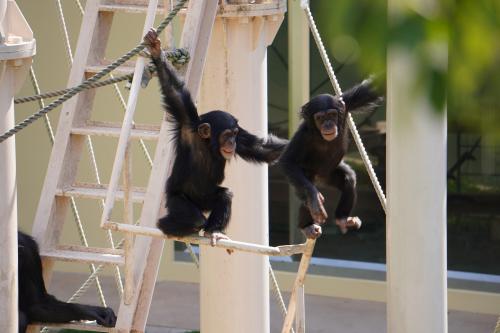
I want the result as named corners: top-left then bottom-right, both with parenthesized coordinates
top-left (314, 0), bottom-right (500, 139)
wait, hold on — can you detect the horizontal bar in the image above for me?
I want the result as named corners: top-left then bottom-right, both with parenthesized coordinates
top-left (103, 222), bottom-right (306, 257)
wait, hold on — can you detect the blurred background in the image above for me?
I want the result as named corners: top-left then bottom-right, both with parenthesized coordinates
top-left (267, 0), bottom-right (500, 276)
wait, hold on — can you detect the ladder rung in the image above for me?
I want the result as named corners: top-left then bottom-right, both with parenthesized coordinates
top-left (72, 121), bottom-right (160, 140)
top-left (29, 322), bottom-right (114, 332)
top-left (41, 249), bottom-right (125, 266)
top-left (99, 3), bottom-right (165, 14)
top-left (56, 183), bottom-right (146, 203)
top-left (57, 244), bottom-right (124, 256)
top-left (85, 64), bottom-right (135, 76)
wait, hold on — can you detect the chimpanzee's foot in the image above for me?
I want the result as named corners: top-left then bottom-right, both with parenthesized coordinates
top-left (301, 224), bottom-right (322, 239)
top-left (335, 217), bottom-right (362, 235)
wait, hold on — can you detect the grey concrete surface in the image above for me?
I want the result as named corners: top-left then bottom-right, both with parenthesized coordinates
top-left (48, 272), bottom-right (497, 333)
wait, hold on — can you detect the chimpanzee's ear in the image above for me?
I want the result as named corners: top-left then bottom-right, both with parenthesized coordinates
top-left (197, 123), bottom-right (211, 139)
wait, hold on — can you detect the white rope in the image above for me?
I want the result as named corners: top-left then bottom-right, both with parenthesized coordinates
top-left (269, 264), bottom-right (295, 333)
top-left (303, 5), bottom-right (387, 213)
top-left (55, 0), bottom-right (124, 298)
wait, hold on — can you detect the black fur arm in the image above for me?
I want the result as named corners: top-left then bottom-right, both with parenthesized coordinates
top-left (236, 127), bottom-right (288, 164)
top-left (151, 53), bottom-right (199, 127)
top-left (342, 78), bottom-right (383, 113)
top-left (278, 136), bottom-right (317, 201)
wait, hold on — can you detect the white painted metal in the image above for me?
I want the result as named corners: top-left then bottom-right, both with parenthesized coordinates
top-left (198, 13), bottom-right (284, 333)
top-left (287, 0), bottom-right (309, 246)
top-left (0, 58), bottom-right (19, 333)
top-left (100, 0), bottom-right (158, 228)
top-left (387, 1), bottom-right (448, 332)
top-left (0, 1), bottom-right (35, 331)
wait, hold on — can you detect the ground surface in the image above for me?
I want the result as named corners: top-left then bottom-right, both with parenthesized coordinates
top-left (49, 272), bottom-right (497, 333)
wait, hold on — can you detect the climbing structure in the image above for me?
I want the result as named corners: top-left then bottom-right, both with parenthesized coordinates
top-left (25, 0), bottom-right (311, 332)
top-left (5, 0), bottom-right (391, 333)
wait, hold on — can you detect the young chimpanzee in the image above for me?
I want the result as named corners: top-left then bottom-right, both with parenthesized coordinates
top-left (144, 29), bottom-right (287, 245)
top-left (18, 231), bottom-right (117, 333)
top-left (279, 79), bottom-right (382, 239)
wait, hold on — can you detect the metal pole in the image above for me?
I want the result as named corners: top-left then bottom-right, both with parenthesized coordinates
top-left (287, 0), bottom-right (309, 247)
top-left (0, 1), bottom-right (35, 330)
top-left (386, 1), bottom-right (448, 332)
top-left (0, 59), bottom-right (19, 333)
top-left (198, 12), bottom-right (284, 333)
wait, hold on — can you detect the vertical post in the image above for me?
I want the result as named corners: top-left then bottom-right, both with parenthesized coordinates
top-left (0, 60), bottom-right (18, 333)
top-left (199, 12), bottom-right (284, 333)
top-left (386, 1), bottom-right (448, 333)
top-left (123, 143), bottom-right (134, 305)
top-left (287, 0), bottom-right (309, 245)
top-left (0, 2), bottom-right (35, 330)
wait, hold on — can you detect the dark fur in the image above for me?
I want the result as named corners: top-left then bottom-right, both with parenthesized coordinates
top-left (151, 53), bottom-right (287, 236)
top-left (18, 231), bottom-right (117, 333)
top-left (279, 79), bottom-right (383, 230)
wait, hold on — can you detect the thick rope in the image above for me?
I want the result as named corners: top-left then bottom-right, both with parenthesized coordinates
top-left (303, 5), bottom-right (387, 213)
top-left (494, 315), bottom-right (500, 333)
top-left (0, 0), bottom-right (188, 143)
top-left (14, 50), bottom-right (189, 104)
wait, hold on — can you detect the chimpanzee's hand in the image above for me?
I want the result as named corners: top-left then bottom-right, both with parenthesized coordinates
top-left (143, 28), bottom-right (162, 59)
top-left (93, 307), bottom-right (117, 327)
top-left (301, 224), bottom-right (322, 239)
top-left (307, 191), bottom-right (327, 224)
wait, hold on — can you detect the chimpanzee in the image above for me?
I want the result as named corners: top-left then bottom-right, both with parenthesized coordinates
top-left (279, 79), bottom-right (382, 239)
top-left (144, 29), bottom-right (287, 245)
top-left (18, 231), bottom-right (117, 333)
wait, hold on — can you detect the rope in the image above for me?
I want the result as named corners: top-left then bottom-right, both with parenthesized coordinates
top-left (303, 4), bottom-right (387, 213)
top-left (494, 315), bottom-right (500, 333)
top-left (0, 0), bottom-right (188, 143)
top-left (14, 50), bottom-right (188, 104)
top-left (269, 264), bottom-right (295, 333)
top-left (71, 0), bottom-right (155, 177)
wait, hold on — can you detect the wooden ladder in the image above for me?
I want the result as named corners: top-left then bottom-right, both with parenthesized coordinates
top-left (29, 0), bottom-right (219, 332)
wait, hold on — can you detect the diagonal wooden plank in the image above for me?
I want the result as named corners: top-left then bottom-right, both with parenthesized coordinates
top-left (31, 0), bottom-right (114, 271)
top-left (114, 1), bottom-right (220, 331)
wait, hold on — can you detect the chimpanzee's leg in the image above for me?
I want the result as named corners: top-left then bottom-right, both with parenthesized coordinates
top-left (327, 161), bottom-right (361, 234)
top-left (203, 187), bottom-right (232, 234)
top-left (27, 295), bottom-right (116, 327)
top-left (158, 194), bottom-right (206, 236)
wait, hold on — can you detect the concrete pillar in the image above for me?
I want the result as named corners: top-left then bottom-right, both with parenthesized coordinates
top-left (287, 0), bottom-right (309, 246)
top-left (0, 1), bottom-right (35, 332)
top-left (198, 10), bottom-right (283, 333)
top-left (386, 1), bottom-right (448, 333)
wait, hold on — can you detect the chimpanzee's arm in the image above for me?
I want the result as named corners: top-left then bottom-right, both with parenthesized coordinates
top-left (342, 78), bottom-right (383, 113)
top-left (278, 132), bottom-right (327, 223)
top-left (235, 127), bottom-right (288, 164)
top-left (27, 295), bottom-right (116, 327)
top-left (144, 29), bottom-right (199, 128)
top-left (278, 133), bottom-right (315, 200)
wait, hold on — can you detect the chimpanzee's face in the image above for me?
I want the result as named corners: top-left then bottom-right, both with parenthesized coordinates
top-left (218, 127), bottom-right (239, 160)
top-left (313, 108), bottom-right (339, 141)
